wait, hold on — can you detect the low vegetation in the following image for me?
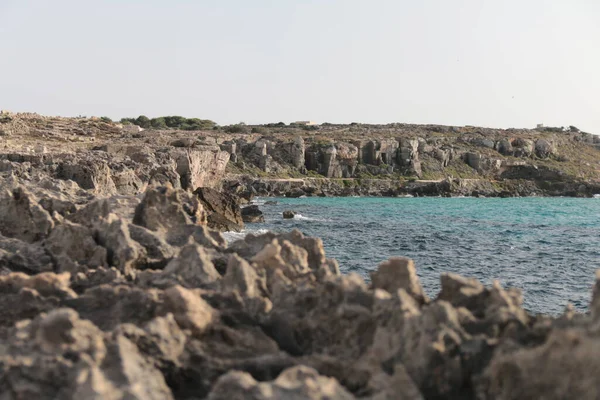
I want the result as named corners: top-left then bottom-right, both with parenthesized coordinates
top-left (120, 115), bottom-right (216, 131)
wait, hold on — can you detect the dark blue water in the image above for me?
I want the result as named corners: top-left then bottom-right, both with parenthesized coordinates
top-left (229, 197), bottom-right (600, 315)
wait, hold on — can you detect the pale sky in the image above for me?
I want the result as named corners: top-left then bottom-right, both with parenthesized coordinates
top-left (1, 1), bottom-right (599, 133)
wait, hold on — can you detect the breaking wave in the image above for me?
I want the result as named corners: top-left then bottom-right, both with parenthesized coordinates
top-left (222, 228), bottom-right (269, 243)
top-left (293, 213), bottom-right (329, 222)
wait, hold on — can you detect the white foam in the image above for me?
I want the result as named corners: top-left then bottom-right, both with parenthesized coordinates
top-left (222, 228), bottom-right (269, 244)
top-left (292, 213), bottom-right (329, 222)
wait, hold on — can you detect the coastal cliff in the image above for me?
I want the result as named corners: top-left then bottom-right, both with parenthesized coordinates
top-left (0, 112), bottom-right (599, 398)
top-left (0, 112), bottom-right (229, 196)
top-left (222, 123), bottom-right (600, 198)
top-left (1, 112), bottom-right (599, 198)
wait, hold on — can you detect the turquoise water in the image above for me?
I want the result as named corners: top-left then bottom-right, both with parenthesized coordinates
top-left (237, 197), bottom-right (600, 315)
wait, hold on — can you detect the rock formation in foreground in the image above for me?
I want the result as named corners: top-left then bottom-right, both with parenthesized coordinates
top-left (0, 173), bottom-right (599, 399)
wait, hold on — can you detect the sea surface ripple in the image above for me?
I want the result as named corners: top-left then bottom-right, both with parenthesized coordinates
top-left (239, 197), bottom-right (600, 315)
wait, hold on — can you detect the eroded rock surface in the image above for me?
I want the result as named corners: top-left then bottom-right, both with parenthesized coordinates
top-left (0, 112), bottom-right (598, 398)
top-left (0, 177), bottom-right (598, 399)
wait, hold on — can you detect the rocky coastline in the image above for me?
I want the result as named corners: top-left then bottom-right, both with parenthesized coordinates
top-left (224, 174), bottom-right (600, 199)
top-left (1, 112), bottom-right (600, 200)
top-left (0, 112), bottom-right (599, 398)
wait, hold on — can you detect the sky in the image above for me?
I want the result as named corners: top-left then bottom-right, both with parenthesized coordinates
top-left (0, 0), bottom-right (599, 132)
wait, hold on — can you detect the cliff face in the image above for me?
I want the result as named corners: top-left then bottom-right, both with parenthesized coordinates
top-left (221, 123), bottom-right (600, 197)
top-left (0, 112), bottom-right (230, 196)
top-left (2, 112), bottom-right (599, 198)
top-left (2, 112), bottom-right (600, 398)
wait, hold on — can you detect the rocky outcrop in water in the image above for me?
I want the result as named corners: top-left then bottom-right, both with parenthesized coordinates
top-left (283, 210), bottom-right (297, 219)
top-left (194, 187), bottom-right (244, 232)
top-left (241, 205), bottom-right (265, 223)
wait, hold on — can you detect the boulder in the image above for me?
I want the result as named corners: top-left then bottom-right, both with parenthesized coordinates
top-left (241, 205), bottom-right (265, 223)
top-left (128, 224), bottom-right (176, 269)
top-left (207, 366), bottom-right (354, 400)
top-left (94, 214), bottom-right (146, 276)
top-left (478, 328), bottom-right (600, 399)
top-left (0, 185), bottom-right (54, 243)
top-left (71, 266), bottom-right (125, 294)
top-left (283, 210), bottom-right (297, 219)
top-left (133, 185), bottom-right (207, 232)
top-left (511, 138), bottom-right (534, 158)
top-left (162, 285), bottom-right (216, 336)
top-left (535, 138), bottom-right (557, 158)
top-left (286, 187), bottom-right (306, 198)
top-left (370, 257), bottom-right (428, 305)
top-left (465, 152), bottom-right (502, 173)
top-left (101, 334), bottom-right (174, 400)
top-left (194, 187), bottom-right (244, 232)
top-left (0, 235), bottom-right (54, 273)
top-left (114, 313), bottom-right (186, 379)
top-left (0, 308), bottom-right (112, 399)
top-left (64, 284), bottom-right (161, 331)
top-left (475, 138), bottom-right (496, 149)
top-left (497, 138), bottom-right (513, 155)
top-left (43, 220), bottom-right (108, 273)
top-left (0, 272), bottom-right (76, 329)
top-left (0, 271), bottom-right (76, 299)
top-left (437, 273), bottom-right (487, 316)
top-left (221, 254), bottom-right (267, 299)
top-left (164, 224), bottom-right (226, 249)
top-left (158, 243), bottom-right (221, 288)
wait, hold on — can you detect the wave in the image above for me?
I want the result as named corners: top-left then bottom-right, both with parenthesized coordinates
top-left (293, 213), bottom-right (330, 222)
top-left (222, 228), bottom-right (269, 243)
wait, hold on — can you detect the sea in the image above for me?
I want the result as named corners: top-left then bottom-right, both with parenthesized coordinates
top-left (225, 197), bottom-right (600, 315)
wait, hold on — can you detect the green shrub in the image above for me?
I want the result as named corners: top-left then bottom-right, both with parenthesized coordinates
top-left (100, 116), bottom-right (112, 123)
top-left (135, 115), bottom-right (151, 128)
top-left (225, 124), bottom-right (249, 134)
top-left (120, 118), bottom-right (136, 125)
top-left (164, 116), bottom-right (187, 128)
top-left (120, 115), bottom-right (216, 130)
top-left (251, 126), bottom-right (267, 134)
top-left (150, 117), bottom-right (167, 129)
top-left (265, 122), bottom-right (286, 127)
